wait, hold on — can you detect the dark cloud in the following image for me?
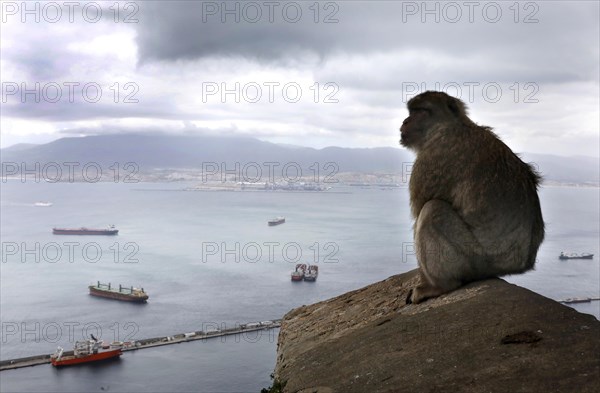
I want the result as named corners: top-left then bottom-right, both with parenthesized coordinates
top-left (136, 1), bottom-right (483, 63)
top-left (135, 0), bottom-right (599, 85)
top-left (2, 1), bottom-right (598, 156)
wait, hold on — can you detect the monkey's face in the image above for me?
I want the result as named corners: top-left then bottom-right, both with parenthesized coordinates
top-left (399, 107), bottom-right (431, 148)
top-left (399, 91), bottom-right (466, 149)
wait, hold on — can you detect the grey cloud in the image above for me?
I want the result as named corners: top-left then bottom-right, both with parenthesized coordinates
top-left (57, 124), bottom-right (214, 137)
top-left (1, 97), bottom-right (179, 122)
top-left (135, 1), bottom-right (471, 63)
top-left (2, 6), bottom-right (135, 82)
top-left (135, 1), bottom-right (599, 84)
top-left (4, 34), bottom-right (78, 82)
top-left (2, 0), bottom-right (598, 157)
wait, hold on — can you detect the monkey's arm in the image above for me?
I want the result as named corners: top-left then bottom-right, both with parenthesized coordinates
top-left (409, 199), bottom-right (485, 304)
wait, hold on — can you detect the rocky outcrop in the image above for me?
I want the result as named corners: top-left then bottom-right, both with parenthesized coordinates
top-left (274, 269), bottom-right (600, 392)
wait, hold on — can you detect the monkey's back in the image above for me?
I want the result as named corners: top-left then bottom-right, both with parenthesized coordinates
top-left (410, 124), bottom-right (544, 266)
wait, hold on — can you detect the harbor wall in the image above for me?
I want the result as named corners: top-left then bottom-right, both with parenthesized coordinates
top-left (0, 320), bottom-right (280, 371)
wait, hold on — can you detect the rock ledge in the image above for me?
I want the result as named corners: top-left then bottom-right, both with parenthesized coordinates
top-left (274, 269), bottom-right (600, 393)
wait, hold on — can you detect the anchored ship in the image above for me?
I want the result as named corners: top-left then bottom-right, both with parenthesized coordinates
top-left (89, 281), bottom-right (148, 302)
top-left (291, 263), bottom-right (307, 281)
top-left (304, 265), bottom-right (319, 282)
top-left (51, 338), bottom-right (122, 367)
top-left (268, 217), bottom-right (285, 226)
top-left (53, 225), bottom-right (118, 235)
top-left (559, 252), bottom-right (594, 260)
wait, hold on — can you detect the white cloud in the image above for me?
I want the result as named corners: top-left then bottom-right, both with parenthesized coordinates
top-left (1, 1), bottom-right (598, 157)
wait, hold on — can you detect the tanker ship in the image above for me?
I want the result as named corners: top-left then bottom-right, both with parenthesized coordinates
top-left (53, 225), bottom-right (118, 235)
top-left (268, 217), bottom-right (285, 226)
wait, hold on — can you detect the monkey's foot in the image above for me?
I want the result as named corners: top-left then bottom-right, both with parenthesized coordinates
top-left (407, 285), bottom-right (446, 304)
top-left (405, 288), bottom-right (414, 304)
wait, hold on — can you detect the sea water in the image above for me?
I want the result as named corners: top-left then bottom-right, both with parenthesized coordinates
top-left (1, 181), bottom-right (598, 392)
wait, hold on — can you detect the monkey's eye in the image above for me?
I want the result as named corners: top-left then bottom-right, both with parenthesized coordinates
top-left (411, 108), bottom-right (429, 115)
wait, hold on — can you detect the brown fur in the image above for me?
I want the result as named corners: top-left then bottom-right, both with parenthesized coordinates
top-left (400, 91), bottom-right (544, 304)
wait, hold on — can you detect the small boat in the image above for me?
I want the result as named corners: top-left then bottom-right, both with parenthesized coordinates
top-left (559, 252), bottom-right (594, 260)
top-left (51, 337), bottom-right (122, 367)
top-left (110, 341), bottom-right (124, 349)
top-left (291, 264), bottom-right (307, 281)
top-left (268, 217), bottom-right (285, 226)
top-left (89, 281), bottom-right (149, 302)
top-left (303, 265), bottom-right (319, 282)
top-left (53, 225), bottom-right (118, 235)
top-left (34, 201), bottom-right (53, 207)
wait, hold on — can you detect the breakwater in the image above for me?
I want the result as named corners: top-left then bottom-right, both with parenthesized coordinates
top-left (558, 297), bottom-right (600, 304)
top-left (0, 319), bottom-right (281, 371)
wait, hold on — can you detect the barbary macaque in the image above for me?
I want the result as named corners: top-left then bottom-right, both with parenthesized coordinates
top-left (400, 91), bottom-right (544, 304)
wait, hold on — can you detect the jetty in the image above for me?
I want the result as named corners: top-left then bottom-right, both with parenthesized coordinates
top-left (558, 297), bottom-right (600, 304)
top-left (0, 319), bottom-right (281, 371)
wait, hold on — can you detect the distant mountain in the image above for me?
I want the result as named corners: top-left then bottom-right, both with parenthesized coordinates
top-left (2, 143), bottom-right (39, 152)
top-left (1, 134), bottom-right (598, 184)
top-left (0, 134), bottom-right (413, 173)
top-left (520, 153), bottom-right (600, 185)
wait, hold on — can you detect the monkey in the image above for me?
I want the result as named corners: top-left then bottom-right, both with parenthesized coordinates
top-left (399, 91), bottom-right (544, 304)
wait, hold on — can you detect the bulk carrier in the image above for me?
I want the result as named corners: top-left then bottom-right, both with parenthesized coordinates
top-left (559, 252), bottom-right (594, 260)
top-left (89, 282), bottom-right (148, 302)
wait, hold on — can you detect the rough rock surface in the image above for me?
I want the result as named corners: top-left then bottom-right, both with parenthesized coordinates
top-left (274, 269), bottom-right (600, 392)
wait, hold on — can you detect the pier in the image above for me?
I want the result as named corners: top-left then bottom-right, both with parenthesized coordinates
top-left (558, 297), bottom-right (600, 304)
top-left (0, 319), bottom-right (281, 372)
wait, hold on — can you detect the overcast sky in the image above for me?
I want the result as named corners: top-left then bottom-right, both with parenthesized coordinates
top-left (1, 1), bottom-right (598, 156)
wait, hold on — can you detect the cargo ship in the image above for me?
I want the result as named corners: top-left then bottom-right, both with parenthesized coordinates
top-left (291, 263), bottom-right (306, 281)
top-left (53, 225), bottom-right (118, 235)
top-left (559, 252), bottom-right (594, 260)
top-left (89, 281), bottom-right (148, 302)
top-left (304, 265), bottom-right (319, 282)
top-left (268, 217), bottom-right (285, 226)
top-left (51, 338), bottom-right (122, 367)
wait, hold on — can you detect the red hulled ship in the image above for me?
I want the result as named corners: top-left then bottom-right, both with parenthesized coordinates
top-left (51, 338), bottom-right (122, 367)
top-left (291, 264), bottom-right (307, 281)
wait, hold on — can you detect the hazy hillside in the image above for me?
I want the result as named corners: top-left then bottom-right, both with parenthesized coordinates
top-left (520, 153), bottom-right (600, 184)
top-left (1, 134), bottom-right (598, 184)
top-left (0, 134), bottom-right (413, 173)
top-left (1, 143), bottom-right (40, 152)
